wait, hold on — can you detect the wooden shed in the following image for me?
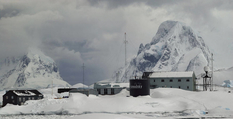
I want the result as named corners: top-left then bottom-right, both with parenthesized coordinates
top-left (2, 89), bottom-right (43, 107)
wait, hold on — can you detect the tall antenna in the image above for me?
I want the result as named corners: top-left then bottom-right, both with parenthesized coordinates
top-left (211, 53), bottom-right (214, 90)
top-left (52, 80), bottom-right (53, 98)
top-left (124, 32), bottom-right (127, 67)
top-left (82, 63), bottom-right (85, 89)
top-left (124, 32), bottom-right (128, 80)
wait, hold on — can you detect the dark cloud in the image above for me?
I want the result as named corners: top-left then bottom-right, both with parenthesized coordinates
top-left (0, 8), bottom-right (20, 19)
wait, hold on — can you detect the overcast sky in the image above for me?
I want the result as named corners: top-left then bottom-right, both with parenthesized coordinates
top-left (0, 0), bottom-right (232, 85)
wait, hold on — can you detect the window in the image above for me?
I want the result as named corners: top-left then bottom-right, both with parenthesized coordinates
top-left (151, 85), bottom-right (156, 88)
top-left (179, 86), bottom-right (181, 89)
top-left (111, 89), bottom-right (114, 94)
top-left (178, 79), bottom-right (181, 82)
top-left (104, 89), bottom-right (107, 94)
top-left (28, 97), bottom-right (31, 100)
top-left (170, 79), bottom-right (173, 82)
top-left (187, 86), bottom-right (189, 89)
top-left (154, 80), bottom-right (155, 82)
top-left (6, 96), bottom-right (8, 99)
top-left (23, 98), bottom-right (25, 101)
top-left (161, 79), bottom-right (164, 82)
top-left (32, 97), bottom-right (34, 100)
top-left (186, 79), bottom-right (190, 82)
top-left (19, 97), bottom-right (21, 102)
top-left (11, 96), bottom-right (14, 99)
top-left (97, 89), bottom-right (100, 94)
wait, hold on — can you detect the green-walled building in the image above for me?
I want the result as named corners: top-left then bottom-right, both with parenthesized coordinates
top-left (143, 72), bottom-right (197, 91)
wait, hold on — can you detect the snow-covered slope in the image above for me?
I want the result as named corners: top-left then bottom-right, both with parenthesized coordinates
top-left (0, 88), bottom-right (233, 118)
top-left (113, 20), bottom-right (211, 82)
top-left (0, 48), bottom-right (70, 90)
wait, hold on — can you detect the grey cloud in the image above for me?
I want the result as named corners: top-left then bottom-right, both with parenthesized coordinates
top-left (0, 8), bottom-right (20, 19)
top-left (0, 0), bottom-right (232, 85)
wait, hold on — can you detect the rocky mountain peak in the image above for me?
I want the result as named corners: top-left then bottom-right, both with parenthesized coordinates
top-left (0, 48), bottom-right (70, 90)
top-left (112, 20), bottom-right (211, 82)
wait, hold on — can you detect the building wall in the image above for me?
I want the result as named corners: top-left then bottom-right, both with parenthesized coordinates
top-left (3, 92), bottom-right (17, 106)
top-left (149, 77), bottom-right (196, 91)
top-left (98, 88), bottom-right (123, 95)
top-left (94, 82), bottom-right (125, 95)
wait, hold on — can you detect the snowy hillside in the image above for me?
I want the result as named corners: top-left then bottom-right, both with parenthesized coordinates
top-left (113, 21), bottom-right (211, 82)
top-left (0, 48), bottom-right (70, 90)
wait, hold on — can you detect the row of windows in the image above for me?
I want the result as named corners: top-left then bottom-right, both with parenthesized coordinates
top-left (153, 79), bottom-right (190, 82)
top-left (97, 89), bottom-right (115, 95)
top-left (161, 86), bottom-right (190, 89)
top-left (5, 96), bottom-right (39, 101)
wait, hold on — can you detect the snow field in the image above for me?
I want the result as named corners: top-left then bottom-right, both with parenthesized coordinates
top-left (0, 87), bottom-right (233, 118)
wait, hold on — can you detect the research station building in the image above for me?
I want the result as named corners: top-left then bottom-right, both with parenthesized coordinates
top-left (143, 71), bottom-right (196, 91)
top-left (2, 89), bottom-right (43, 107)
top-left (94, 82), bottom-right (128, 95)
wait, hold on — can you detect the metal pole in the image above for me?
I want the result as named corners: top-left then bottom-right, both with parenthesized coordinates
top-left (211, 53), bottom-right (213, 91)
top-left (124, 32), bottom-right (127, 67)
top-left (124, 32), bottom-right (128, 80)
top-left (52, 80), bottom-right (53, 96)
top-left (82, 63), bottom-right (85, 89)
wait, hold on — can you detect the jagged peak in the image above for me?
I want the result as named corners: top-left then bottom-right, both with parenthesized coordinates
top-left (26, 47), bottom-right (55, 64)
top-left (111, 20), bottom-right (211, 83)
top-left (151, 20), bottom-right (191, 45)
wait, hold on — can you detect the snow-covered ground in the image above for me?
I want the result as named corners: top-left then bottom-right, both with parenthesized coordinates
top-left (0, 86), bottom-right (233, 119)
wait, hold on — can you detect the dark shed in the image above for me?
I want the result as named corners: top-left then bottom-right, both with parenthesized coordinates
top-left (130, 79), bottom-right (150, 97)
top-left (2, 89), bottom-right (43, 107)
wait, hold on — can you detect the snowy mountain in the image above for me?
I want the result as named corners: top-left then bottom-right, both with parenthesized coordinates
top-left (0, 48), bottom-right (70, 90)
top-left (113, 20), bottom-right (211, 82)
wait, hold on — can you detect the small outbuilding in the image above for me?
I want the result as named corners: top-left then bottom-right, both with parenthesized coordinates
top-left (94, 82), bottom-right (128, 95)
top-left (2, 89), bottom-right (43, 107)
top-left (130, 79), bottom-right (150, 97)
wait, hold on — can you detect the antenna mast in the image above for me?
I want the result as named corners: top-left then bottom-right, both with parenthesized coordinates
top-left (82, 63), bottom-right (85, 89)
top-left (211, 53), bottom-right (214, 91)
top-left (124, 32), bottom-right (127, 67)
top-left (124, 32), bottom-right (128, 80)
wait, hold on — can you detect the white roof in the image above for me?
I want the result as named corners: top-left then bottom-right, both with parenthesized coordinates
top-left (148, 71), bottom-right (194, 78)
top-left (13, 90), bottom-right (36, 96)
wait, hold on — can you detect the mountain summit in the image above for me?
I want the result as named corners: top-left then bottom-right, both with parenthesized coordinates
top-left (0, 48), bottom-right (70, 89)
top-left (113, 20), bottom-right (211, 82)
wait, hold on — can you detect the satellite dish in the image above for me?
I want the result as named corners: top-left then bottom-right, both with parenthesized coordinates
top-left (204, 66), bottom-right (210, 72)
